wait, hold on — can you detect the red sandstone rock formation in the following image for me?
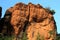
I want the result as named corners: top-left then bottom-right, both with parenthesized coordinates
top-left (4, 3), bottom-right (56, 40)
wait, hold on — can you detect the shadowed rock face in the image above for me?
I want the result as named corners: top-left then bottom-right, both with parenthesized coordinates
top-left (0, 7), bottom-right (2, 19)
top-left (0, 10), bottom-right (14, 36)
top-left (0, 3), bottom-right (57, 40)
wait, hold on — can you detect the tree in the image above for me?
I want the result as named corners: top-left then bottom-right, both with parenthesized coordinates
top-left (50, 9), bottom-right (55, 15)
top-left (45, 7), bottom-right (55, 15)
top-left (56, 34), bottom-right (60, 40)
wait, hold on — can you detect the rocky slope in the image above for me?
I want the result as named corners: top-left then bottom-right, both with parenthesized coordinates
top-left (0, 3), bottom-right (57, 40)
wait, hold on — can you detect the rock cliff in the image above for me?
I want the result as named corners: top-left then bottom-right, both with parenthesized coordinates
top-left (0, 3), bottom-right (57, 40)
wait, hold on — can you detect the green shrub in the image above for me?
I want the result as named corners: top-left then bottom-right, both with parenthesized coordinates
top-left (56, 36), bottom-right (60, 40)
top-left (0, 34), bottom-right (15, 40)
top-left (36, 33), bottom-right (41, 40)
top-left (45, 7), bottom-right (55, 15)
top-left (22, 32), bottom-right (28, 40)
top-left (50, 9), bottom-right (55, 15)
top-left (0, 32), bottom-right (28, 40)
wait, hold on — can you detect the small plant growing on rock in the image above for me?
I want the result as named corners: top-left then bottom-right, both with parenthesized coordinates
top-left (36, 33), bottom-right (44, 40)
top-left (45, 7), bottom-right (55, 15)
top-left (49, 30), bottom-right (55, 40)
top-left (36, 33), bottom-right (41, 40)
top-left (49, 30), bottom-right (54, 35)
top-left (22, 32), bottom-right (28, 40)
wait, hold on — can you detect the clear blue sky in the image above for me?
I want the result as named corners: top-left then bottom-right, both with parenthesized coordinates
top-left (0, 0), bottom-right (60, 33)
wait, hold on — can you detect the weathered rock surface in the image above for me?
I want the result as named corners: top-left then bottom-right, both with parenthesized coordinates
top-left (0, 3), bottom-right (57, 40)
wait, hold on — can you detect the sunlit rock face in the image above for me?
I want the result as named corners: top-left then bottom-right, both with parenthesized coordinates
top-left (26, 3), bottom-right (56, 40)
top-left (4, 3), bottom-right (57, 40)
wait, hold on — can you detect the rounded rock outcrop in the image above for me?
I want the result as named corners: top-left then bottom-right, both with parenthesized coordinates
top-left (3, 3), bottom-right (57, 40)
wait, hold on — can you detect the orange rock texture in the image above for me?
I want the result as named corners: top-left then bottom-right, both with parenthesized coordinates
top-left (5, 3), bottom-right (57, 40)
